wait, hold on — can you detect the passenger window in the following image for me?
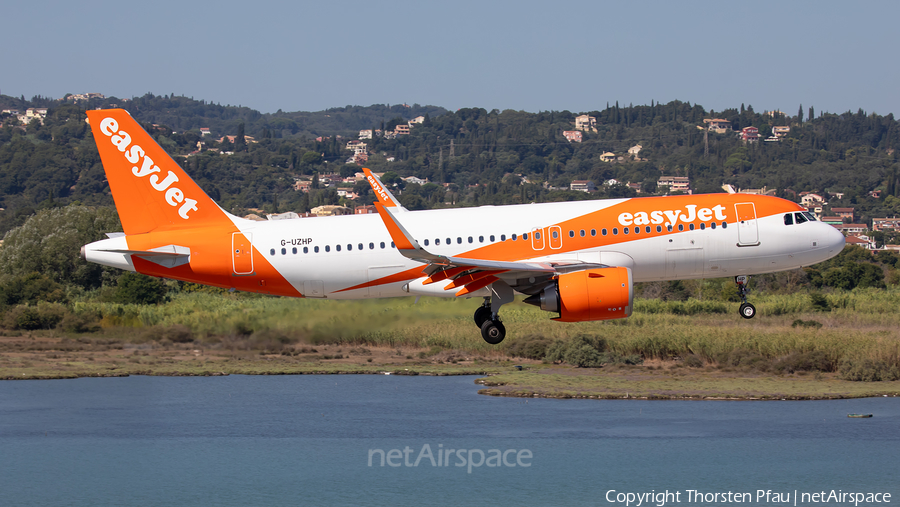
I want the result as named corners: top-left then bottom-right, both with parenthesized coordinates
top-left (391, 242), bottom-right (395, 248)
top-left (446, 238), bottom-right (451, 245)
top-left (590, 229), bottom-right (596, 236)
top-left (346, 244), bottom-right (352, 251)
top-left (303, 247), bottom-right (309, 253)
top-left (468, 237), bottom-right (473, 243)
top-left (436, 238), bottom-right (441, 245)
top-left (500, 235), bottom-right (506, 241)
top-left (523, 233), bottom-right (529, 240)
top-left (634, 227), bottom-right (640, 234)
top-left (795, 213), bottom-right (807, 224)
top-left (380, 242), bottom-right (385, 249)
top-left (624, 227), bottom-right (629, 235)
top-left (512, 234), bottom-right (517, 241)
top-left (711, 223), bottom-right (716, 229)
top-left (358, 243), bottom-right (363, 250)
top-left (784, 213), bottom-right (794, 226)
top-left (689, 224), bottom-right (694, 231)
top-left (552, 231), bottom-right (558, 239)
top-left (369, 243), bottom-right (374, 249)
top-left (613, 228), bottom-right (618, 235)
top-left (292, 247), bottom-right (297, 254)
top-left (479, 236), bottom-right (484, 243)
top-left (678, 224), bottom-right (684, 231)
top-left (281, 248), bottom-right (287, 255)
top-left (645, 226), bottom-right (651, 233)
top-left (424, 239), bottom-right (429, 246)
top-left (656, 225), bottom-right (662, 232)
top-left (325, 246), bottom-right (330, 252)
top-left (580, 230), bottom-right (586, 237)
top-left (699, 223), bottom-right (705, 230)
top-left (270, 249), bottom-right (275, 256)
top-left (490, 235), bottom-right (495, 242)
top-left (314, 246), bottom-right (320, 253)
top-left (602, 229), bottom-right (607, 236)
top-left (569, 230), bottom-right (574, 238)
top-left (336, 245), bottom-right (341, 252)
top-left (535, 232), bottom-right (541, 240)
top-left (722, 222), bottom-right (728, 228)
top-left (457, 237), bottom-right (462, 244)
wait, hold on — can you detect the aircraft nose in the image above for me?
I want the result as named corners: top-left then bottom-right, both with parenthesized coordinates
top-left (823, 224), bottom-right (845, 253)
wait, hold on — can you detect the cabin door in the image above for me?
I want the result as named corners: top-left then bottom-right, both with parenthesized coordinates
top-left (735, 202), bottom-right (759, 246)
top-left (232, 233), bottom-right (254, 275)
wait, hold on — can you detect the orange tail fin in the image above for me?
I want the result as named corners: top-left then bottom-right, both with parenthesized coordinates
top-left (86, 109), bottom-right (234, 235)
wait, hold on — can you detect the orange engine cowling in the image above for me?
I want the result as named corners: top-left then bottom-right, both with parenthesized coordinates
top-left (525, 267), bottom-right (633, 322)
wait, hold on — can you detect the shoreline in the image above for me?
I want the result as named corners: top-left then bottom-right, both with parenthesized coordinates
top-left (3, 334), bottom-right (900, 400)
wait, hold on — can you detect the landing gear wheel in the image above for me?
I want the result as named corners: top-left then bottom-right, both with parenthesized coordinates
top-left (480, 319), bottom-right (506, 344)
top-left (473, 306), bottom-right (492, 328)
top-left (739, 302), bottom-right (756, 319)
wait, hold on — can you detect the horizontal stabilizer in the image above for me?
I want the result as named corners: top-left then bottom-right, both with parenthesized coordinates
top-left (97, 244), bottom-right (191, 269)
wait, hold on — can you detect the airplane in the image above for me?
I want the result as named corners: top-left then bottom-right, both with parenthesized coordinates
top-left (81, 109), bottom-right (846, 344)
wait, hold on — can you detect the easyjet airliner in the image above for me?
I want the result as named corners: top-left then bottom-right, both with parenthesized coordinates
top-left (81, 109), bottom-right (845, 344)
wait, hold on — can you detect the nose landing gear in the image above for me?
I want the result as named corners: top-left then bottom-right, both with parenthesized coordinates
top-left (735, 275), bottom-right (756, 319)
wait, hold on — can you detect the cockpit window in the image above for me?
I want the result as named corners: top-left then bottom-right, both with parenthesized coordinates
top-left (784, 213), bottom-right (794, 226)
top-left (803, 212), bottom-right (817, 221)
top-left (794, 212), bottom-right (807, 224)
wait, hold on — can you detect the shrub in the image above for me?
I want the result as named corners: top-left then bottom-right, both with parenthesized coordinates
top-left (682, 354), bottom-right (704, 368)
top-left (507, 334), bottom-right (553, 360)
top-left (115, 272), bottom-right (168, 305)
top-left (772, 351), bottom-right (833, 374)
top-left (838, 358), bottom-right (900, 381)
top-left (3, 302), bottom-right (68, 330)
top-left (58, 310), bottom-right (101, 333)
top-left (545, 335), bottom-right (641, 368)
top-left (809, 292), bottom-right (831, 312)
top-left (714, 349), bottom-right (769, 370)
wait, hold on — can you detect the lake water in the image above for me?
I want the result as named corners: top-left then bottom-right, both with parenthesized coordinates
top-left (0, 375), bottom-right (897, 506)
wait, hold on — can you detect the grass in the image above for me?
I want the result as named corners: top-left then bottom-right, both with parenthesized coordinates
top-left (2, 288), bottom-right (899, 398)
top-left (67, 289), bottom-right (900, 365)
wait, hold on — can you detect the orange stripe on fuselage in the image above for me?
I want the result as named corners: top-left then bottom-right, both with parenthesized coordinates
top-left (452, 194), bottom-right (802, 263)
top-left (126, 227), bottom-right (302, 297)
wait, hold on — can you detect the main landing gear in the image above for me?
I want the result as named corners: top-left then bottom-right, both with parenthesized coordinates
top-left (735, 275), bottom-right (756, 319)
top-left (474, 281), bottom-right (514, 345)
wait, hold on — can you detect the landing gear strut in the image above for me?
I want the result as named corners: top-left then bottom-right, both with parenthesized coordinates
top-left (735, 275), bottom-right (756, 319)
top-left (473, 281), bottom-right (514, 344)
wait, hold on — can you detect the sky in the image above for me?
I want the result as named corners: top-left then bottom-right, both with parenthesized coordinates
top-left (3, 0), bottom-right (898, 116)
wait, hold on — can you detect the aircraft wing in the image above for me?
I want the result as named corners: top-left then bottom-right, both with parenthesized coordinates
top-left (363, 168), bottom-right (408, 212)
top-left (371, 202), bottom-right (603, 296)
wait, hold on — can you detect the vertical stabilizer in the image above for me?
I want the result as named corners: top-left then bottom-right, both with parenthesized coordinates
top-left (86, 109), bottom-right (234, 234)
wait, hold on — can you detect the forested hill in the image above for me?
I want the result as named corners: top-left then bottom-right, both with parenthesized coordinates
top-left (0, 93), bottom-right (898, 239)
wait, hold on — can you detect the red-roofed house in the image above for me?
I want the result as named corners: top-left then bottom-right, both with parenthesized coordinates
top-left (563, 131), bottom-right (583, 143)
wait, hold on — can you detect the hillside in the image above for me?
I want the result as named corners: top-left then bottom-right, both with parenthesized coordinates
top-left (0, 94), bottom-right (898, 238)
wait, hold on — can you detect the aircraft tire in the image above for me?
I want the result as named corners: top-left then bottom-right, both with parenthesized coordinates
top-left (739, 302), bottom-right (756, 319)
top-left (480, 319), bottom-right (506, 344)
top-left (474, 306), bottom-right (492, 328)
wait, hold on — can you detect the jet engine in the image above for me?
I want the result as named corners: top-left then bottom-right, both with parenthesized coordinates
top-left (523, 267), bottom-right (633, 322)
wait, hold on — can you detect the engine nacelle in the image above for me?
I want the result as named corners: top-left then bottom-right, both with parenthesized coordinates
top-left (525, 267), bottom-right (633, 322)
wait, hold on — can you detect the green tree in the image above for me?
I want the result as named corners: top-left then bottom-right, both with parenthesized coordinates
top-left (0, 205), bottom-right (122, 289)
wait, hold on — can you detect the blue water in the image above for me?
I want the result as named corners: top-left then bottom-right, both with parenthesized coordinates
top-left (0, 375), bottom-right (897, 506)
